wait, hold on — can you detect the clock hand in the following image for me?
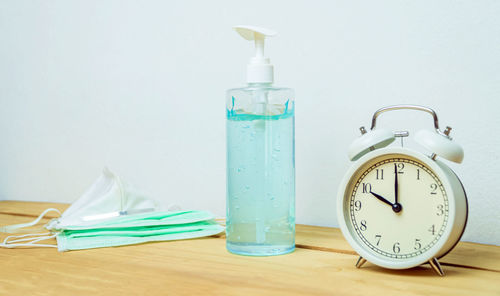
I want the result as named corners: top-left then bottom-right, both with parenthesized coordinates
top-left (370, 190), bottom-right (403, 213)
top-left (370, 191), bottom-right (393, 207)
top-left (393, 163), bottom-right (402, 213)
top-left (394, 163), bottom-right (399, 204)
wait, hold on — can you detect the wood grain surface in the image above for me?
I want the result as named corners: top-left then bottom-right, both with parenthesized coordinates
top-left (0, 201), bottom-right (499, 296)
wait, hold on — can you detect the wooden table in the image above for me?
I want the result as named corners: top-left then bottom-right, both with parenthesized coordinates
top-left (0, 201), bottom-right (499, 295)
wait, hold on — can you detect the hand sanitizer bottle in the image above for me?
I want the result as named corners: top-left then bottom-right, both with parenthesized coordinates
top-left (226, 25), bottom-right (295, 256)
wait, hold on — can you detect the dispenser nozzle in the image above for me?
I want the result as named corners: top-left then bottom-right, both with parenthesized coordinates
top-left (233, 25), bottom-right (277, 83)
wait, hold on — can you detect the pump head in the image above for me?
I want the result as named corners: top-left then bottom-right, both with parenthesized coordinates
top-left (234, 25), bottom-right (276, 83)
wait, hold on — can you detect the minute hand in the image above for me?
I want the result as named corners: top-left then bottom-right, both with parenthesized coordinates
top-left (369, 191), bottom-right (394, 207)
top-left (394, 163), bottom-right (399, 204)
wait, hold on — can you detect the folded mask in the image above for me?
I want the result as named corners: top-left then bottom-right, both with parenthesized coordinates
top-left (0, 168), bottom-right (224, 251)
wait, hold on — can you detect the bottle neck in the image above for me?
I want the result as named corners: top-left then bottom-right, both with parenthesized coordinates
top-left (247, 82), bottom-right (273, 88)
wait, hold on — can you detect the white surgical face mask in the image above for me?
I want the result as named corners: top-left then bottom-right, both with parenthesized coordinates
top-left (0, 168), bottom-right (224, 251)
top-left (51, 167), bottom-right (157, 229)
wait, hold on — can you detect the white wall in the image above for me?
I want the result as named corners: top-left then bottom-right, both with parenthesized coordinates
top-left (1, 1), bottom-right (499, 245)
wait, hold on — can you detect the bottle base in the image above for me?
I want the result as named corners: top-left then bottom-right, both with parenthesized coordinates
top-left (226, 242), bottom-right (295, 256)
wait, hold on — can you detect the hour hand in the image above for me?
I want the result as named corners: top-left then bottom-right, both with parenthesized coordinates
top-left (370, 191), bottom-right (394, 207)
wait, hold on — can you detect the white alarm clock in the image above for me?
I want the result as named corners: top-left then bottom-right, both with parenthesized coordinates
top-left (337, 105), bottom-right (468, 276)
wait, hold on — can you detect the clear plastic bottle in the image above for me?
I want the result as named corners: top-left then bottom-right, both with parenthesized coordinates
top-left (226, 25), bottom-right (295, 256)
top-left (226, 83), bottom-right (295, 256)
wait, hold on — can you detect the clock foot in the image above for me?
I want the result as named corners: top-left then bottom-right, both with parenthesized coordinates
top-left (355, 256), bottom-right (367, 268)
top-left (428, 257), bottom-right (445, 276)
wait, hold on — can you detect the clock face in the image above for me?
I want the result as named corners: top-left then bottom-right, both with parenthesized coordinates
top-left (344, 154), bottom-right (449, 260)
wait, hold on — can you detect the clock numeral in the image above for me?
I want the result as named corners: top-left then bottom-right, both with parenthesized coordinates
top-left (375, 235), bottom-right (382, 246)
top-left (414, 239), bottom-right (422, 250)
top-left (354, 200), bottom-right (362, 211)
top-left (428, 224), bottom-right (436, 236)
top-left (436, 204), bottom-right (444, 216)
top-left (417, 169), bottom-right (420, 180)
top-left (376, 169), bottom-right (384, 180)
top-left (397, 163), bottom-right (405, 174)
top-left (360, 220), bottom-right (367, 231)
top-left (393, 242), bottom-right (401, 254)
top-left (430, 183), bottom-right (438, 195)
top-left (362, 183), bottom-right (372, 193)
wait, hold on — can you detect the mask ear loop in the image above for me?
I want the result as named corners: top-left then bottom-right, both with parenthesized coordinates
top-left (0, 208), bottom-right (61, 233)
top-left (0, 208), bottom-right (61, 248)
top-left (1, 232), bottom-right (58, 248)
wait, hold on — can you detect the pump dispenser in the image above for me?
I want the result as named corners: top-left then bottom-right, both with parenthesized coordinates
top-left (226, 25), bottom-right (295, 256)
top-left (234, 25), bottom-right (276, 83)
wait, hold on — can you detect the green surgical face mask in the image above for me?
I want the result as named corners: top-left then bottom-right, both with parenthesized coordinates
top-left (0, 168), bottom-right (224, 251)
top-left (54, 212), bottom-right (224, 252)
top-left (1, 210), bottom-right (224, 251)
